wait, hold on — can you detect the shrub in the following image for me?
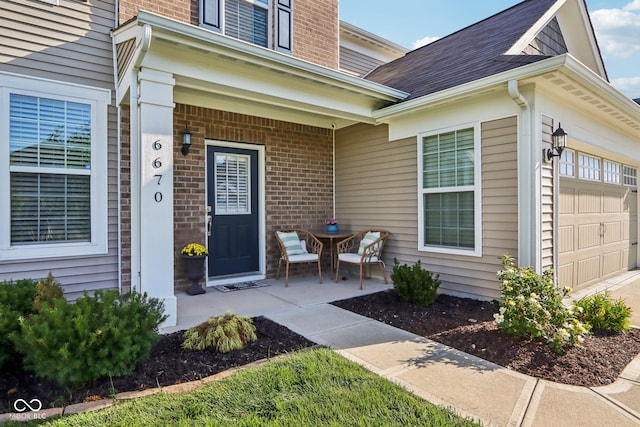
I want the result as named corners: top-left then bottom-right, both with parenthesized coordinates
top-left (494, 254), bottom-right (589, 353)
top-left (574, 291), bottom-right (632, 333)
top-left (0, 274), bottom-right (64, 369)
top-left (390, 258), bottom-right (440, 306)
top-left (182, 312), bottom-right (257, 353)
top-left (11, 289), bottom-right (167, 389)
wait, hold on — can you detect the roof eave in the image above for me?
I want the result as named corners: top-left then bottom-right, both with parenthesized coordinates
top-left (114, 11), bottom-right (408, 103)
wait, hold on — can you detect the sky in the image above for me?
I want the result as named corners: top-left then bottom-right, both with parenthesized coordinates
top-left (340, 0), bottom-right (640, 100)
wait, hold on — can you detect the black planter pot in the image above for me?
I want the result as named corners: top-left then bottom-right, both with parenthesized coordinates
top-left (183, 255), bottom-right (206, 295)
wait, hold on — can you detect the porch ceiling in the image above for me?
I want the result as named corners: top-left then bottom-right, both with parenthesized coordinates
top-left (112, 11), bottom-right (408, 129)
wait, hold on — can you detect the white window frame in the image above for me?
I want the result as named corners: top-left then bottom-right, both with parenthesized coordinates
top-left (603, 160), bottom-right (621, 185)
top-left (578, 153), bottom-right (601, 182)
top-left (623, 165), bottom-right (638, 187)
top-left (558, 149), bottom-right (575, 178)
top-left (200, 0), bottom-right (272, 49)
top-left (417, 123), bottom-right (482, 257)
top-left (0, 72), bottom-right (109, 260)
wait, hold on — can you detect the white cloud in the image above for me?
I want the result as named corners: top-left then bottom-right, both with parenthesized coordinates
top-left (611, 77), bottom-right (640, 99)
top-left (412, 36), bottom-right (440, 49)
top-left (591, 3), bottom-right (640, 58)
top-left (623, 0), bottom-right (640, 11)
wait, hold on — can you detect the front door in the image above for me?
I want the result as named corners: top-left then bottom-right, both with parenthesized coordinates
top-left (207, 145), bottom-right (260, 278)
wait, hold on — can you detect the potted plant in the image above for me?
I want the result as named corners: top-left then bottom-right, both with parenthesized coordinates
top-left (181, 243), bottom-right (209, 295)
top-left (326, 217), bottom-right (339, 234)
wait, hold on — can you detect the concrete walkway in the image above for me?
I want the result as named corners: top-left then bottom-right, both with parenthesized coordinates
top-left (163, 271), bottom-right (640, 427)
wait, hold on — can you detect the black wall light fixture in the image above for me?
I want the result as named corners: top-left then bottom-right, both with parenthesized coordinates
top-left (181, 127), bottom-right (192, 156)
top-left (546, 122), bottom-right (567, 161)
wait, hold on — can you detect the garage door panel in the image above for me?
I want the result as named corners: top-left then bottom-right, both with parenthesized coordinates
top-left (602, 221), bottom-right (621, 244)
top-left (577, 256), bottom-right (601, 283)
top-left (559, 187), bottom-right (575, 214)
top-left (558, 225), bottom-right (574, 253)
top-left (602, 251), bottom-right (621, 275)
top-left (558, 263), bottom-right (574, 288)
top-left (603, 191), bottom-right (622, 213)
top-left (578, 189), bottom-right (600, 213)
top-left (578, 224), bottom-right (601, 249)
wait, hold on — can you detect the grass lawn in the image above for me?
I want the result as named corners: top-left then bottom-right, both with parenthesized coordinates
top-left (11, 348), bottom-right (481, 426)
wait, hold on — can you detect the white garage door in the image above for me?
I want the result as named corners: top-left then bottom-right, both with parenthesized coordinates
top-left (558, 175), bottom-right (637, 290)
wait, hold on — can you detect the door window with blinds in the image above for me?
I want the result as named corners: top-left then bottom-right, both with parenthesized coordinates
top-left (418, 125), bottom-right (481, 256)
top-left (215, 153), bottom-right (251, 214)
top-left (1, 75), bottom-right (108, 260)
top-left (200, 0), bottom-right (292, 54)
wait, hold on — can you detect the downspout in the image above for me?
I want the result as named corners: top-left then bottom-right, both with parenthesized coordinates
top-left (129, 24), bottom-right (153, 293)
top-left (508, 80), bottom-right (539, 270)
top-left (110, 8), bottom-right (121, 292)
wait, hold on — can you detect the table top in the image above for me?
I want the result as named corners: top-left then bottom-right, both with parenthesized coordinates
top-left (313, 231), bottom-right (352, 240)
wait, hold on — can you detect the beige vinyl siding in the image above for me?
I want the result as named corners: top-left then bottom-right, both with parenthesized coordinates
top-left (336, 117), bottom-right (518, 300)
top-left (0, 0), bottom-right (118, 298)
top-left (541, 115), bottom-right (555, 271)
top-left (339, 46), bottom-right (385, 77)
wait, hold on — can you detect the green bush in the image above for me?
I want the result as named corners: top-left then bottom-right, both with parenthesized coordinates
top-left (11, 289), bottom-right (167, 389)
top-left (574, 291), bottom-right (632, 333)
top-left (0, 274), bottom-right (64, 369)
top-left (390, 258), bottom-right (440, 306)
top-left (182, 311), bottom-right (257, 353)
top-left (494, 255), bottom-right (589, 353)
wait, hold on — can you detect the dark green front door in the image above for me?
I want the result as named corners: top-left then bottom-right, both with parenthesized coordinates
top-left (207, 145), bottom-right (259, 277)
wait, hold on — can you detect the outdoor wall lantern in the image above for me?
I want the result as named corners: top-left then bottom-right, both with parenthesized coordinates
top-left (181, 127), bottom-right (192, 156)
top-left (546, 122), bottom-right (568, 161)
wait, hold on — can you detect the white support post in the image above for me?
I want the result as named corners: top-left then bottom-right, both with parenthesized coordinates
top-left (137, 69), bottom-right (177, 327)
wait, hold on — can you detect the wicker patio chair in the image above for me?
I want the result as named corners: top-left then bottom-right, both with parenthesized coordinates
top-left (275, 229), bottom-right (324, 287)
top-left (334, 230), bottom-right (389, 289)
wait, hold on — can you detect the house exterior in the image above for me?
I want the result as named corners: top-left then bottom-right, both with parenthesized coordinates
top-left (0, 0), bottom-right (119, 299)
top-left (2, 0), bottom-right (639, 327)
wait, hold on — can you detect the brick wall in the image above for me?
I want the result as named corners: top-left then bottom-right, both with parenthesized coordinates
top-left (289, 0), bottom-right (339, 69)
top-left (120, 106), bottom-right (132, 294)
top-left (172, 104), bottom-right (333, 291)
top-left (118, 0), bottom-right (339, 70)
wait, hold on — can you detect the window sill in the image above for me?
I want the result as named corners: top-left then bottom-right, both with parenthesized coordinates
top-left (0, 242), bottom-right (108, 261)
top-left (418, 245), bottom-right (482, 258)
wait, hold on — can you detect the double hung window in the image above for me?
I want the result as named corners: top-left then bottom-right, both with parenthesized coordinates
top-left (1, 74), bottom-right (108, 260)
top-left (419, 126), bottom-right (481, 256)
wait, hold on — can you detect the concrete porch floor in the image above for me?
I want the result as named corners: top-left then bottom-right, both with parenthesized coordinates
top-left (161, 270), bottom-right (392, 334)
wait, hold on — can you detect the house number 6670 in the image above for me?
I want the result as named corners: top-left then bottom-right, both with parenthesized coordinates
top-left (152, 139), bottom-right (163, 203)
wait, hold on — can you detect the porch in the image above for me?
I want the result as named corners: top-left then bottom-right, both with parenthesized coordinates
top-left (161, 271), bottom-right (393, 334)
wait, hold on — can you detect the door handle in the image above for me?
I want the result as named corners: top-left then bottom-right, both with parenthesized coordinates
top-left (207, 215), bottom-right (213, 237)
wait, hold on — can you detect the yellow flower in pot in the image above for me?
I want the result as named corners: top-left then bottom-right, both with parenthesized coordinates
top-left (181, 243), bottom-right (208, 295)
top-left (181, 243), bottom-right (209, 257)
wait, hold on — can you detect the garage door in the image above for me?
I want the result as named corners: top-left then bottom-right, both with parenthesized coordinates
top-left (558, 177), bottom-right (637, 290)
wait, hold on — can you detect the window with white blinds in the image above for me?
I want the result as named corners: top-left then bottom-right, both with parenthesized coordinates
top-left (1, 73), bottom-right (108, 260)
top-left (9, 94), bottom-right (92, 244)
top-left (419, 126), bottom-right (481, 255)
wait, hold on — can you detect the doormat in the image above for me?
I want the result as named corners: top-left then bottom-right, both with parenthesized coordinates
top-left (213, 281), bottom-right (269, 293)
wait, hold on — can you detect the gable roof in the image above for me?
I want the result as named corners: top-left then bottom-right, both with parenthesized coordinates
top-left (365, 0), bottom-right (598, 102)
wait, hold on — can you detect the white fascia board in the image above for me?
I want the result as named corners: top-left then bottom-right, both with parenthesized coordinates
top-left (129, 11), bottom-right (408, 103)
top-left (373, 56), bottom-right (569, 122)
top-left (373, 54), bottom-right (640, 124)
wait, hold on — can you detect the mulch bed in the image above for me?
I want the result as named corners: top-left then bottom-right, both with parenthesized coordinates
top-left (0, 317), bottom-right (315, 412)
top-left (332, 289), bottom-right (640, 387)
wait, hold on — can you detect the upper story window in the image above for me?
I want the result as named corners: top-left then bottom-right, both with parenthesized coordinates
top-left (201, 0), bottom-right (292, 54)
top-left (1, 73), bottom-right (109, 260)
top-left (418, 125), bottom-right (481, 256)
top-left (578, 153), bottom-right (600, 181)
top-left (559, 149), bottom-right (575, 177)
